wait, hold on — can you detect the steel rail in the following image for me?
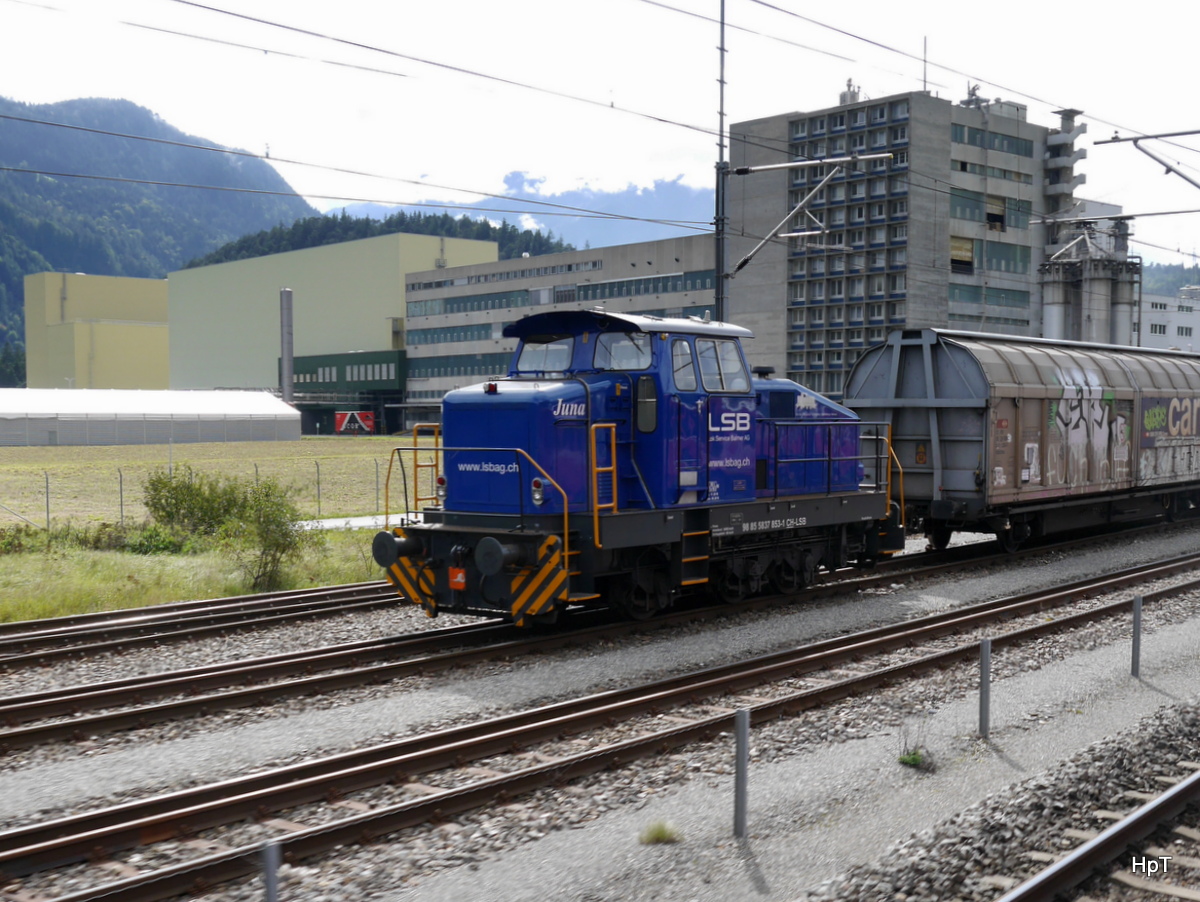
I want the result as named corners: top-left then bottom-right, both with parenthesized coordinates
top-left (995, 768), bottom-right (1200, 902)
top-left (4, 551), bottom-right (1198, 888)
top-left (0, 580), bottom-right (387, 640)
top-left (0, 584), bottom-right (399, 663)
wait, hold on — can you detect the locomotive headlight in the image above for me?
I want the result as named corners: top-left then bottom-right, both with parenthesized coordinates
top-left (436, 475), bottom-right (447, 501)
top-left (531, 477), bottom-right (545, 506)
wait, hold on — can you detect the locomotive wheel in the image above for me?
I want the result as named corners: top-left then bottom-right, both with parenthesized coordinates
top-left (770, 550), bottom-right (813, 595)
top-left (717, 568), bottom-right (747, 603)
top-left (613, 552), bottom-right (670, 620)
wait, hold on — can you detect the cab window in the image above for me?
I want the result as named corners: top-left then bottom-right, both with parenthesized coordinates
top-left (696, 338), bottom-right (750, 392)
top-left (515, 334), bottom-right (573, 374)
top-left (672, 339), bottom-right (697, 391)
top-left (594, 332), bottom-right (652, 370)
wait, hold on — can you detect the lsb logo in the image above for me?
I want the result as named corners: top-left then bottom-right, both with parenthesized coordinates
top-left (709, 412), bottom-right (751, 432)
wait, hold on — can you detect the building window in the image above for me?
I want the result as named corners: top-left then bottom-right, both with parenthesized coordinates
top-left (1150, 323), bottom-right (1167, 335)
top-left (1179, 326), bottom-right (1193, 338)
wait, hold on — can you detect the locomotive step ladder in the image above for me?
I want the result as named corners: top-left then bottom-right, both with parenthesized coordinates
top-left (564, 545), bottom-right (600, 602)
top-left (677, 509), bottom-right (711, 586)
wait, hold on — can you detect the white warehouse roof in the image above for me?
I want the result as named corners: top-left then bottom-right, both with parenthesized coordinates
top-left (0, 389), bottom-right (301, 446)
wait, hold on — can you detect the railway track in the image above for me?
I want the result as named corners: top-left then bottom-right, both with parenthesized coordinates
top-left (997, 764), bottom-right (1200, 902)
top-left (0, 582), bottom-right (399, 664)
top-left (2, 547), bottom-right (1197, 901)
top-left (0, 518), bottom-right (1172, 667)
top-left (0, 525), bottom-right (1191, 754)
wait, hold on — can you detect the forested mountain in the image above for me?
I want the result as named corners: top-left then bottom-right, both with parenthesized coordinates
top-left (0, 95), bottom-right (317, 385)
top-left (186, 209), bottom-right (574, 268)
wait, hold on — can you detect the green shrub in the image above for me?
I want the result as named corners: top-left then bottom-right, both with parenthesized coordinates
top-left (142, 467), bottom-right (311, 590)
top-left (144, 465), bottom-right (247, 534)
top-left (218, 477), bottom-right (314, 591)
top-left (124, 522), bottom-right (188, 555)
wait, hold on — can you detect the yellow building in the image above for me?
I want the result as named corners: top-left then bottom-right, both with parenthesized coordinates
top-left (24, 272), bottom-right (169, 389)
top-left (168, 233), bottom-right (498, 389)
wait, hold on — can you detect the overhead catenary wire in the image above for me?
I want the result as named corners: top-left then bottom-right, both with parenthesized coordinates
top-left (6, 0), bottom-right (1200, 265)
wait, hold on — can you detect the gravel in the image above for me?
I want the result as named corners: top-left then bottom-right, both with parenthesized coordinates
top-left (2, 524), bottom-right (1200, 902)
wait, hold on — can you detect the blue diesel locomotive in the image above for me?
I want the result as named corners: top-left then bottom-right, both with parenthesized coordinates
top-left (373, 309), bottom-right (903, 625)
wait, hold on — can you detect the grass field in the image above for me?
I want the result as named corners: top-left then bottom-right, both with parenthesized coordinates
top-left (0, 436), bottom-right (423, 621)
top-left (0, 436), bottom-right (415, 527)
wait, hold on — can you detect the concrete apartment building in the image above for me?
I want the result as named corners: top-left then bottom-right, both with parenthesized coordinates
top-left (727, 85), bottom-right (1101, 398)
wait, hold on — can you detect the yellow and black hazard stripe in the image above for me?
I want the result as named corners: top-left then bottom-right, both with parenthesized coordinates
top-left (508, 534), bottom-right (568, 627)
top-left (383, 530), bottom-right (438, 618)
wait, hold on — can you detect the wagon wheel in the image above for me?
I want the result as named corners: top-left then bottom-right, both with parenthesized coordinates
top-left (927, 521), bottom-right (953, 552)
top-left (996, 528), bottom-right (1021, 554)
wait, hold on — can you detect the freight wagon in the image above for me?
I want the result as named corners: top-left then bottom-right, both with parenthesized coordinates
top-left (843, 328), bottom-right (1200, 551)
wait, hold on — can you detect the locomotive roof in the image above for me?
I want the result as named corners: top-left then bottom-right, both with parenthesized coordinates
top-left (503, 308), bottom-right (753, 340)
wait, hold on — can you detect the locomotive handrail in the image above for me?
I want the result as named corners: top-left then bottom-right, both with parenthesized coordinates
top-left (507, 447), bottom-right (571, 570)
top-left (590, 422), bottom-right (618, 548)
top-left (410, 423), bottom-right (442, 512)
top-left (382, 423), bottom-right (441, 528)
top-left (398, 444), bottom-right (572, 566)
top-left (762, 419), bottom-right (892, 501)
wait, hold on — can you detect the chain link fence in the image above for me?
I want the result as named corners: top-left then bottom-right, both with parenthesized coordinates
top-left (0, 456), bottom-right (408, 528)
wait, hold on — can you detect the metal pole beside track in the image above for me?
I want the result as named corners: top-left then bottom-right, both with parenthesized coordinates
top-left (734, 708), bottom-right (749, 838)
top-left (979, 638), bottom-right (992, 740)
top-left (1132, 595), bottom-right (1143, 678)
top-left (262, 840), bottom-right (281, 902)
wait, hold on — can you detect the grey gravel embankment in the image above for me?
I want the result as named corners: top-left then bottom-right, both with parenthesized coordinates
top-left (2, 527), bottom-right (1199, 901)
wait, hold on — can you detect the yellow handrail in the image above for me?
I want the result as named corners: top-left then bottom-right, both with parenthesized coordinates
top-left (507, 447), bottom-right (571, 573)
top-left (382, 423), bottom-right (441, 529)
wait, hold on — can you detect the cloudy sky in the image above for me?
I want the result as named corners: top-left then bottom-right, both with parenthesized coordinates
top-left (5, 0), bottom-right (1200, 263)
